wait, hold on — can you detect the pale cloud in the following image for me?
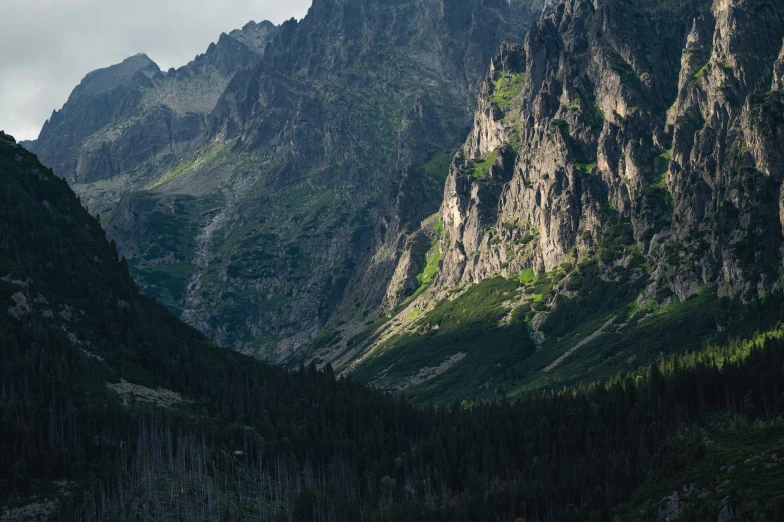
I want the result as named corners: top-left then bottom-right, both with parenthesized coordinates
top-left (0, 0), bottom-right (311, 141)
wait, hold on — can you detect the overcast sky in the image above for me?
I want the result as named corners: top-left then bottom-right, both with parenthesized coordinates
top-left (0, 0), bottom-right (311, 141)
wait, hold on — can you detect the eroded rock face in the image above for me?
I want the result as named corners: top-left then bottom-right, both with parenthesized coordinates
top-left (432, 0), bottom-right (784, 301)
top-left (659, 491), bottom-right (683, 521)
top-left (773, 40), bottom-right (784, 90)
top-left (28, 22), bottom-right (277, 212)
top-left (29, 0), bottom-right (782, 364)
top-left (26, 0), bottom-right (545, 361)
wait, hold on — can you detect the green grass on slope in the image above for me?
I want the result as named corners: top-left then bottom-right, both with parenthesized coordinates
top-left (351, 277), bottom-right (536, 403)
top-left (491, 73), bottom-right (526, 109)
top-left (149, 141), bottom-right (231, 189)
top-left (505, 255), bottom-right (784, 396)
top-left (351, 252), bottom-right (784, 404)
top-left (424, 152), bottom-right (452, 186)
top-left (150, 158), bottom-right (196, 189)
top-left (416, 244), bottom-right (441, 286)
top-left (241, 330), bottom-right (281, 359)
top-left (516, 287), bottom-right (784, 396)
top-left (469, 150), bottom-right (499, 180)
top-left (125, 196), bottom-right (223, 314)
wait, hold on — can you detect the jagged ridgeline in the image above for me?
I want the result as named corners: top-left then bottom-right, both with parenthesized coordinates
top-left (23, 0), bottom-right (546, 362)
top-left (337, 0), bottom-right (784, 401)
top-left (3, 129), bottom-right (784, 522)
top-left (17, 0), bottom-right (784, 402)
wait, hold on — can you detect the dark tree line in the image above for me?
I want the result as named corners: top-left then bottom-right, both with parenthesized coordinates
top-left (2, 133), bottom-right (784, 521)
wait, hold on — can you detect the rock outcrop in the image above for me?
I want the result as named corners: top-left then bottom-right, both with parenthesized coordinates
top-left (25, 0), bottom-right (545, 360)
top-left (27, 22), bottom-right (277, 214)
top-left (425, 0), bottom-right (784, 302)
top-left (28, 0), bottom-right (783, 368)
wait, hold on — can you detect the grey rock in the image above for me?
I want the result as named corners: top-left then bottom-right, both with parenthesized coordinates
top-left (717, 503), bottom-right (734, 522)
top-left (29, 22), bottom-right (277, 202)
top-left (431, 0), bottom-right (784, 307)
top-left (7, 291), bottom-right (30, 320)
top-left (772, 39), bottom-right (784, 91)
top-left (31, 0), bottom-right (546, 361)
top-left (27, 0), bottom-right (784, 371)
top-left (658, 491), bottom-right (683, 521)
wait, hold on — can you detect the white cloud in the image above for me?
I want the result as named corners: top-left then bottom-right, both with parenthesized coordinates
top-left (0, 0), bottom-right (311, 141)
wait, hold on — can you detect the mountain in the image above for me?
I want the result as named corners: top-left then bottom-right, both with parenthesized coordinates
top-left (24, 0), bottom-right (545, 361)
top-left (3, 129), bottom-right (784, 522)
top-left (434, 0), bottom-right (784, 296)
top-left (20, 0), bottom-right (784, 404)
top-left (24, 21), bottom-right (277, 214)
top-left (338, 0), bottom-right (784, 401)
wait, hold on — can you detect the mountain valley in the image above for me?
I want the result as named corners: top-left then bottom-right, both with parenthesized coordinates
top-left (3, 126), bottom-right (784, 521)
top-left (21, 0), bottom-right (784, 405)
top-left (4, 0), bottom-right (784, 518)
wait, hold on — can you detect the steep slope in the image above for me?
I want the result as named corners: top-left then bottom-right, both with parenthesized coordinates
top-left (24, 21), bottom-right (277, 216)
top-left (23, 0), bottom-right (784, 405)
top-left (4, 131), bottom-right (784, 522)
top-left (1, 130), bottom-right (448, 519)
top-left (168, 0), bottom-right (546, 357)
top-left (432, 0), bottom-right (784, 299)
top-left (342, 0), bottom-right (784, 400)
top-left (27, 0), bottom-right (545, 359)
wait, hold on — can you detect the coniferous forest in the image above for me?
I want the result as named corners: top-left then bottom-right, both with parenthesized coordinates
top-left (3, 127), bottom-right (784, 521)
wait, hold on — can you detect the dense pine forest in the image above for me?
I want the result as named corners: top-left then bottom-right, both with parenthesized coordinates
top-left (2, 128), bottom-right (784, 522)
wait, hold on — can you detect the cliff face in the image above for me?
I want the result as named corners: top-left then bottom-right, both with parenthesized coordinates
top-left (27, 22), bottom-right (277, 213)
top-left (29, 53), bottom-right (163, 185)
top-left (27, 0), bottom-right (544, 360)
top-left (29, 0), bottom-right (782, 382)
top-left (432, 0), bottom-right (784, 301)
top-left (335, 0), bottom-right (784, 399)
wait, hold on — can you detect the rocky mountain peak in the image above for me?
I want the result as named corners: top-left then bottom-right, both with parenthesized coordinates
top-left (26, 19), bottom-right (280, 191)
top-left (72, 53), bottom-right (160, 100)
top-left (490, 42), bottom-right (526, 76)
top-left (11, 0), bottom-right (784, 413)
top-left (323, 0), bottom-right (784, 403)
top-left (23, 0), bottom-right (545, 361)
top-left (427, 0), bottom-right (784, 305)
top-left (228, 20), bottom-right (278, 52)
